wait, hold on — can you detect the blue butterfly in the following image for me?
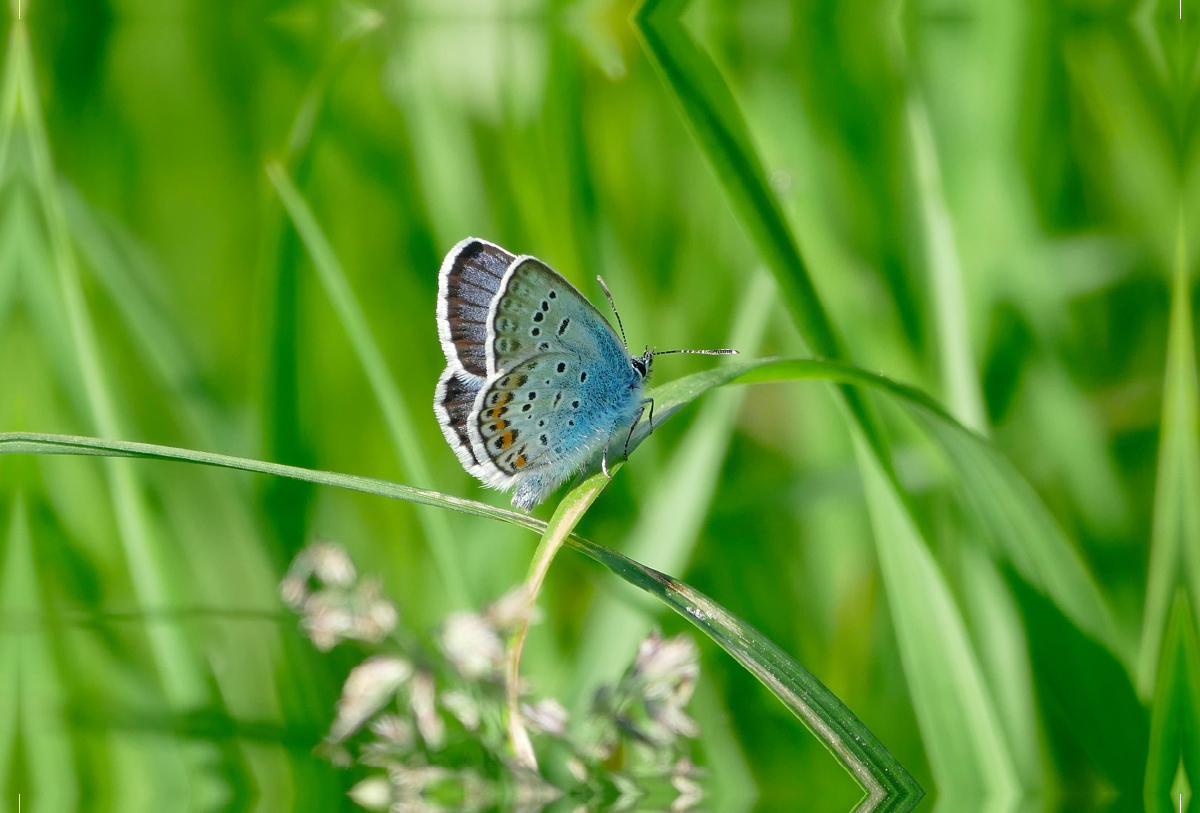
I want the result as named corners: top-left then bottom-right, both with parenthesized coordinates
top-left (434, 238), bottom-right (735, 510)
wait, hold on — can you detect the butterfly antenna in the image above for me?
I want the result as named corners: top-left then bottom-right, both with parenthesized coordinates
top-left (596, 275), bottom-right (629, 349)
top-left (652, 348), bottom-right (739, 356)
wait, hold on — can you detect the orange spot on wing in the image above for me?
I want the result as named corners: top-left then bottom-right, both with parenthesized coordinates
top-left (499, 431), bottom-right (515, 449)
top-left (515, 455), bottom-right (526, 468)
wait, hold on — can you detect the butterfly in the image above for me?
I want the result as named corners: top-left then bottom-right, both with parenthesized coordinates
top-left (434, 238), bottom-right (736, 510)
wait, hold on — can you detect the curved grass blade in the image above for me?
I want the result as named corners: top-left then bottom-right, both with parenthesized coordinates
top-left (0, 429), bottom-right (922, 812)
top-left (633, 1), bottom-right (1018, 798)
top-left (506, 468), bottom-right (613, 769)
top-left (266, 161), bottom-right (470, 608)
top-left (631, 0), bottom-right (890, 469)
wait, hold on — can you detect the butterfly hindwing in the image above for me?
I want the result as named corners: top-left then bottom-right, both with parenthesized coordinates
top-left (437, 238), bottom-right (515, 379)
top-left (433, 366), bottom-right (485, 474)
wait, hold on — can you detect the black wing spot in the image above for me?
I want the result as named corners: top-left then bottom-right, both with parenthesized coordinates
top-left (554, 446), bottom-right (563, 454)
top-left (557, 318), bottom-right (570, 336)
top-left (490, 393), bottom-right (502, 406)
top-left (501, 376), bottom-right (511, 386)
top-left (541, 300), bottom-right (550, 311)
top-left (538, 420), bottom-right (546, 427)
top-left (557, 362), bottom-right (566, 373)
top-left (539, 342), bottom-right (550, 351)
top-left (580, 372), bottom-right (587, 382)
top-left (533, 311), bottom-right (544, 323)
top-left (517, 375), bottom-right (529, 386)
top-left (527, 362), bottom-right (538, 370)
top-left (540, 435), bottom-right (548, 445)
top-left (549, 291), bottom-right (557, 299)
top-left (568, 420), bottom-right (574, 426)
top-left (531, 327), bottom-right (541, 337)
top-left (545, 379), bottom-right (551, 385)
top-left (572, 400), bottom-right (580, 409)
top-left (528, 392), bottom-right (537, 400)
top-left (522, 403), bottom-right (532, 412)
top-left (553, 393), bottom-right (562, 406)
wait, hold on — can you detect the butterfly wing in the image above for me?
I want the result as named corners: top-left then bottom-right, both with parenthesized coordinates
top-left (484, 255), bottom-right (627, 375)
top-left (467, 257), bottom-right (644, 508)
top-left (436, 237), bottom-right (515, 380)
top-left (433, 366), bottom-right (486, 476)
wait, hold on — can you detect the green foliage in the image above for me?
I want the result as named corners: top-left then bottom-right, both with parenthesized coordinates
top-left (0, 1), bottom-right (1195, 812)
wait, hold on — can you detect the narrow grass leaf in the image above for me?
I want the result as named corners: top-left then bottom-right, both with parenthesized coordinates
top-left (1138, 222), bottom-right (1200, 696)
top-left (507, 469), bottom-right (613, 768)
top-left (633, 2), bottom-right (1017, 799)
top-left (267, 161), bottom-right (470, 608)
top-left (632, 0), bottom-right (890, 467)
top-left (0, 498), bottom-right (78, 811)
top-left (11, 22), bottom-right (209, 708)
top-left (855, 437), bottom-right (1018, 803)
top-left (1143, 591), bottom-right (1200, 813)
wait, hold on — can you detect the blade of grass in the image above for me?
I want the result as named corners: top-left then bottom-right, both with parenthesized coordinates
top-left (1143, 590), bottom-right (1200, 813)
top-left (1, 497), bottom-right (78, 811)
top-left (11, 21), bottom-right (209, 709)
top-left (266, 161), bottom-right (470, 608)
top-left (907, 88), bottom-right (1041, 787)
top-left (506, 468), bottom-right (613, 769)
top-left (854, 436), bottom-right (1018, 804)
top-left (0, 431), bottom-right (922, 812)
top-left (570, 268), bottom-right (773, 707)
top-left (633, 1), bottom-right (1017, 798)
top-left (1138, 220), bottom-right (1200, 697)
top-left (632, 0), bottom-right (890, 468)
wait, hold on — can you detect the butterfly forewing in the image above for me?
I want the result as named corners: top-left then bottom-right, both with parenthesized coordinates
top-left (437, 238), bottom-right (515, 379)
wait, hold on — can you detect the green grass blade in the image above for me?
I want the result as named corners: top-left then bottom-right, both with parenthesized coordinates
top-left (576, 523), bottom-right (925, 813)
top-left (570, 269), bottom-right (773, 707)
top-left (1, 498), bottom-right (78, 810)
top-left (0, 429), bottom-right (921, 811)
top-left (906, 93), bottom-right (986, 434)
top-left (506, 468), bottom-right (612, 768)
top-left (632, 2), bottom-right (1017, 798)
top-left (12, 21), bottom-right (209, 709)
top-left (854, 438), bottom-right (1018, 802)
top-left (632, 0), bottom-right (890, 468)
top-left (1138, 223), bottom-right (1200, 696)
top-left (907, 86), bottom-right (1041, 785)
top-left (266, 161), bottom-right (470, 608)
top-left (1143, 590), bottom-right (1200, 813)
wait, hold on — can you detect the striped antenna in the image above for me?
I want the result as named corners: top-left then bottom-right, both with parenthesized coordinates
top-left (596, 275), bottom-right (629, 349)
top-left (652, 348), bottom-right (739, 356)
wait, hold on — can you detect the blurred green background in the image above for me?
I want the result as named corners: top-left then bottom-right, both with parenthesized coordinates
top-left (0, 0), bottom-right (1195, 811)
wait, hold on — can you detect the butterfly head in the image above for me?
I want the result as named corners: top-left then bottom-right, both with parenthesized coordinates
top-left (631, 346), bottom-right (654, 380)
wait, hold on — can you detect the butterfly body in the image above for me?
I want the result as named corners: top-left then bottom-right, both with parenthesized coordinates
top-left (434, 238), bottom-right (649, 510)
